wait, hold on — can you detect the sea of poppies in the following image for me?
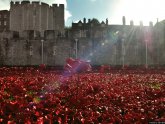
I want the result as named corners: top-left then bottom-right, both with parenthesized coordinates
top-left (0, 66), bottom-right (165, 123)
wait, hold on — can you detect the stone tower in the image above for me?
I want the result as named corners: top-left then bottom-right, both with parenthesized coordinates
top-left (10, 0), bottom-right (64, 38)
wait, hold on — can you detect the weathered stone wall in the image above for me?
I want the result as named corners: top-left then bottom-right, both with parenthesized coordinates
top-left (0, 10), bottom-right (10, 32)
top-left (0, 23), bottom-right (165, 66)
top-left (0, 38), bottom-right (71, 66)
top-left (0, 37), bottom-right (163, 66)
top-left (53, 4), bottom-right (64, 33)
top-left (10, 1), bottom-right (64, 37)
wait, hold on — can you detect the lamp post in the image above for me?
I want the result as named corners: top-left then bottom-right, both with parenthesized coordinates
top-left (11, 46), bottom-right (14, 66)
top-left (53, 46), bottom-right (57, 65)
top-left (75, 39), bottom-right (78, 59)
top-left (114, 44), bottom-right (117, 65)
top-left (41, 39), bottom-right (44, 64)
top-left (135, 44), bottom-right (138, 65)
top-left (122, 38), bottom-right (125, 68)
top-left (145, 40), bottom-right (148, 68)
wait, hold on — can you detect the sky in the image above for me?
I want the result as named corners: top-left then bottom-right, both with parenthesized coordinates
top-left (0, 0), bottom-right (165, 26)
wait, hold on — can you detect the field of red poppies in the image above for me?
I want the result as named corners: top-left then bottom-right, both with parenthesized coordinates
top-left (0, 67), bottom-right (165, 124)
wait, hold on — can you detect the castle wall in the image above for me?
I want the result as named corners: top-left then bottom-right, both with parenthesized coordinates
top-left (10, 1), bottom-right (64, 37)
top-left (10, 1), bottom-right (22, 32)
top-left (0, 34), bottom-right (164, 66)
top-left (0, 10), bottom-right (10, 32)
top-left (1, 5), bottom-right (165, 67)
top-left (53, 4), bottom-right (65, 33)
top-left (0, 38), bottom-right (71, 66)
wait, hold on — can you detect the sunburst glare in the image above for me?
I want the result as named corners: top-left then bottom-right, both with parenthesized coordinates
top-left (112, 0), bottom-right (165, 25)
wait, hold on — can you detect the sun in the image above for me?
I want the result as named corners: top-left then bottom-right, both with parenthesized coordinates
top-left (113, 0), bottom-right (165, 25)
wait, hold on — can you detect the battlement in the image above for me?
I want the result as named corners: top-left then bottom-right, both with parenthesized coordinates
top-left (21, 0), bottom-right (30, 4)
top-left (52, 4), bottom-right (64, 8)
top-left (10, 1), bottom-right (64, 9)
top-left (52, 4), bottom-right (57, 7)
top-left (41, 2), bottom-right (49, 7)
top-left (31, 1), bottom-right (40, 5)
top-left (10, 0), bottom-right (49, 6)
top-left (59, 4), bottom-right (64, 8)
top-left (0, 10), bottom-right (9, 12)
top-left (15, 1), bottom-right (20, 5)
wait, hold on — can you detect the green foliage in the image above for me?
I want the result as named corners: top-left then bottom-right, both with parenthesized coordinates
top-left (148, 83), bottom-right (163, 89)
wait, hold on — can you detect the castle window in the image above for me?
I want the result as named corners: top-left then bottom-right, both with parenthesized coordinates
top-left (4, 21), bottom-right (7, 26)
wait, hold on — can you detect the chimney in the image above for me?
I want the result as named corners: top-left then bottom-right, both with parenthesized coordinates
top-left (106, 18), bottom-right (108, 25)
top-left (88, 19), bottom-right (91, 23)
top-left (122, 16), bottom-right (126, 25)
top-left (83, 18), bottom-right (86, 24)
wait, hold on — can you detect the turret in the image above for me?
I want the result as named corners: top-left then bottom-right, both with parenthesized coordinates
top-left (122, 16), bottom-right (126, 25)
top-left (83, 18), bottom-right (86, 24)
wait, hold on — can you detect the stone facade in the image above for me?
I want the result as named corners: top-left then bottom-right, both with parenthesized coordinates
top-left (0, 1), bottom-right (165, 66)
top-left (0, 10), bottom-right (10, 32)
top-left (0, 21), bottom-right (165, 66)
top-left (0, 38), bottom-right (71, 66)
top-left (10, 0), bottom-right (64, 38)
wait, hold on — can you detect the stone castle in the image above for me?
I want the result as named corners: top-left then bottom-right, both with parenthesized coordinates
top-left (0, 0), bottom-right (165, 66)
top-left (10, 0), bottom-right (64, 38)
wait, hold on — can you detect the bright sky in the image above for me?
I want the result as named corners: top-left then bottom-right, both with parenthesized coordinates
top-left (0, 0), bottom-right (165, 26)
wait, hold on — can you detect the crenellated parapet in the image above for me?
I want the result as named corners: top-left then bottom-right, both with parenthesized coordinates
top-left (15, 1), bottom-right (20, 5)
top-left (41, 2), bottom-right (49, 7)
top-left (59, 4), bottom-right (64, 8)
top-left (10, 1), bottom-right (63, 8)
top-left (21, 0), bottom-right (30, 4)
top-left (52, 4), bottom-right (64, 8)
top-left (52, 4), bottom-right (57, 7)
